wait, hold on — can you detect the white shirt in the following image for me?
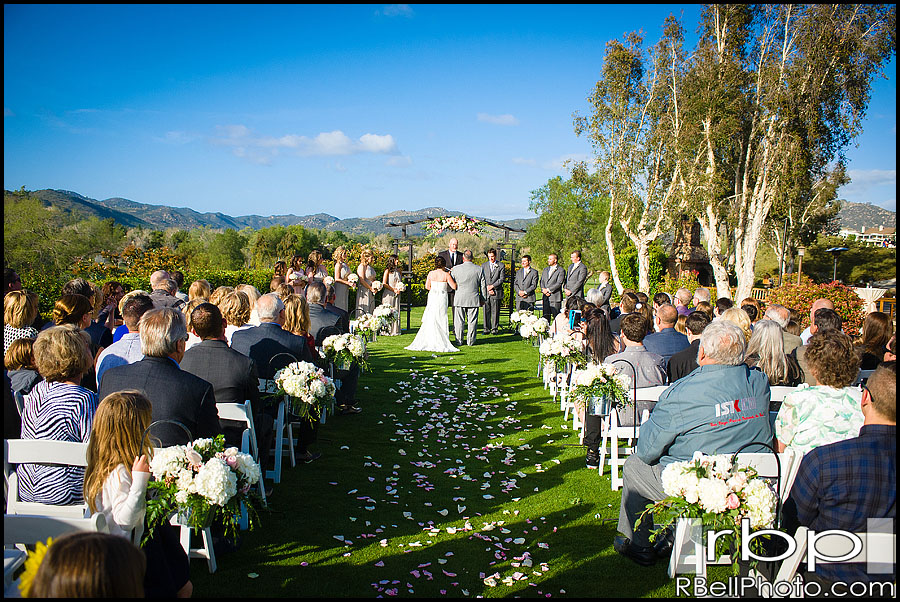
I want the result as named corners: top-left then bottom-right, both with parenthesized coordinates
top-left (96, 464), bottom-right (151, 543)
top-left (549, 265), bottom-right (557, 274)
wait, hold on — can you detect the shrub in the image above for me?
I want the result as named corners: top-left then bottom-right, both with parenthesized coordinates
top-left (657, 270), bottom-right (719, 301)
top-left (614, 243), bottom-right (668, 295)
top-left (765, 280), bottom-right (866, 334)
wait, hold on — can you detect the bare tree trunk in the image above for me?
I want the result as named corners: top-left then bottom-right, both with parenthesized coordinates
top-left (605, 207), bottom-right (625, 294)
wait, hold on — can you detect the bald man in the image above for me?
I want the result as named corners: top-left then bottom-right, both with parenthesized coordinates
top-left (800, 298), bottom-right (834, 344)
top-left (642, 304), bottom-right (690, 368)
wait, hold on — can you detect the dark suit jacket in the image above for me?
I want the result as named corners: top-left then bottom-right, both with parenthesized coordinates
top-left (98, 356), bottom-right (221, 447)
top-left (595, 282), bottom-right (613, 313)
top-left (437, 250), bottom-right (465, 270)
top-left (181, 339), bottom-right (262, 416)
top-left (231, 322), bottom-right (320, 379)
top-left (667, 339), bottom-right (701, 384)
top-left (309, 303), bottom-right (343, 346)
top-left (642, 327), bottom-right (691, 366)
top-left (564, 262), bottom-right (588, 299)
top-left (325, 303), bottom-right (350, 334)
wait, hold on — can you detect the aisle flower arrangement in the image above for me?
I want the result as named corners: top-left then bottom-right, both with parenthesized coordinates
top-left (641, 451), bottom-right (778, 573)
top-left (510, 309), bottom-right (534, 324)
top-left (146, 434), bottom-right (261, 540)
top-left (538, 332), bottom-right (586, 372)
top-left (273, 361), bottom-right (337, 420)
top-left (373, 303), bottom-right (399, 331)
top-left (568, 363), bottom-right (630, 413)
top-left (352, 313), bottom-right (381, 340)
top-left (423, 214), bottom-right (484, 236)
top-left (518, 314), bottom-right (549, 342)
top-left (322, 332), bottom-right (369, 371)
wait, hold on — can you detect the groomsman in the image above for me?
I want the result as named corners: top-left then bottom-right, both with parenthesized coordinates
top-left (564, 251), bottom-right (587, 300)
top-left (482, 248), bottom-right (504, 334)
top-left (514, 255), bottom-right (539, 311)
top-left (595, 271), bottom-right (613, 315)
top-left (540, 253), bottom-right (565, 320)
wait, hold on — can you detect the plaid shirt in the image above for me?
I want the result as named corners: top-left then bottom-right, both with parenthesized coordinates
top-left (782, 424), bottom-right (896, 585)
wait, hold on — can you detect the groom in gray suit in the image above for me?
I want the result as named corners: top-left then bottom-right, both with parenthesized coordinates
top-left (451, 251), bottom-right (487, 346)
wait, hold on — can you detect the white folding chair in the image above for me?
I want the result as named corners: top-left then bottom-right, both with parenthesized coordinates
top-left (765, 526), bottom-right (896, 597)
top-left (216, 401), bottom-right (266, 524)
top-left (597, 385), bottom-right (667, 490)
top-left (667, 446), bottom-right (804, 578)
top-left (258, 379), bottom-right (295, 484)
top-left (4, 513), bottom-right (108, 592)
top-left (5, 439), bottom-right (90, 519)
top-left (171, 512), bottom-right (217, 574)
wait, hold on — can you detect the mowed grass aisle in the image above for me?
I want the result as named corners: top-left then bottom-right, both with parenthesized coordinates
top-left (192, 308), bottom-right (682, 598)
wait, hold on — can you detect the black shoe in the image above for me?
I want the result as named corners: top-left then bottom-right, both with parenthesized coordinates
top-left (339, 405), bottom-right (362, 415)
top-left (296, 451), bottom-right (322, 464)
top-left (613, 535), bottom-right (657, 567)
top-left (653, 528), bottom-right (675, 559)
top-left (585, 448), bottom-right (600, 469)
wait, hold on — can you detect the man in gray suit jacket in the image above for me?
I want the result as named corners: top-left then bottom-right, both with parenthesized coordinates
top-left (564, 251), bottom-right (588, 300)
top-left (514, 255), bottom-right (539, 311)
top-left (540, 253), bottom-right (565, 320)
top-left (450, 251), bottom-right (487, 346)
top-left (481, 248), bottom-right (504, 335)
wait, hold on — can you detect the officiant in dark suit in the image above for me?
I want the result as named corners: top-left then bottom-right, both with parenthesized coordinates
top-left (540, 253), bottom-right (565, 320)
top-left (481, 248), bottom-right (504, 335)
top-left (438, 238), bottom-right (465, 330)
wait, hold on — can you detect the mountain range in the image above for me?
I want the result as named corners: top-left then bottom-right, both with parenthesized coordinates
top-left (7, 188), bottom-right (895, 238)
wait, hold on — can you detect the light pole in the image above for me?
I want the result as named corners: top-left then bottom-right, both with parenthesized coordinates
top-left (796, 246), bottom-right (805, 285)
top-left (825, 247), bottom-right (848, 283)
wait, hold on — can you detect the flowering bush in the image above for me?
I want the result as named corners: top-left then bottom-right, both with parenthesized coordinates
top-left (538, 332), bottom-right (586, 372)
top-left (321, 333), bottom-right (369, 371)
top-left (642, 452), bottom-right (778, 574)
top-left (423, 215), bottom-right (484, 236)
top-left (274, 361), bottom-right (336, 420)
top-left (765, 280), bottom-right (866, 333)
top-left (146, 435), bottom-right (260, 540)
top-left (568, 363), bottom-right (631, 413)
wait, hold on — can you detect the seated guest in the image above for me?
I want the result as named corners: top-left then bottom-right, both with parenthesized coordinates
top-left (610, 292), bottom-right (639, 334)
top-left (581, 308), bottom-right (621, 469)
top-left (181, 298), bottom-right (206, 351)
top-left (614, 320), bottom-right (772, 566)
top-left (602, 313), bottom-right (666, 429)
top-left (324, 284), bottom-right (350, 334)
top-left (282, 294), bottom-right (317, 356)
top-left (148, 270), bottom-right (185, 310)
top-left (795, 308), bottom-right (843, 385)
top-left (785, 318), bottom-right (801, 338)
top-left (99, 308), bottom-right (221, 447)
top-left (691, 287), bottom-right (711, 308)
top-left (642, 304), bottom-right (690, 368)
top-left (718, 306), bottom-right (752, 343)
top-left (763, 303), bottom-right (802, 354)
top-left (635, 294), bottom-right (653, 334)
top-left (782, 361), bottom-right (895, 588)
top-left (5, 268), bottom-right (23, 295)
top-left (714, 296), bottom-right (734, 317)
top-left (673, 287), bottom-right (693, 317)
top-left (112, 290), bottom-right (149, 342)
top-left (52, 293), bottom-right (100, 391)
top-left (188, 279), bottom-right (211, 302)
top-left (218, 290), bottom-right (253, 346)
top-left (4, 289), bottom-right (39, 355)
top-left (236, 284), bottom-right (263, 326)
top-left (550, 296), bottom-right (580, 339)
top-left (307, 281), bottom-right (361, 416)
top-left (693, 301), bottom-right (714, 321)
top-left (652, 292), bottom-right (670, 313)
top-left (5, 338), bottom-right (42, 396)
top-left (855, 311), bottom-right (893, 370)
top-left (740, 297), bottom-right (762, 326)
top-left (674, 314), bottom-right (687, 335)
top-left (208, 286), bottom-right (234, 308)
top-left (666, 311), bottom-right (711, 383)
top-left (745, 320), bottom-right (803, 387)
top-left (18, 325), bottom-right (99, 505)
top-left (96, 293), bottom-right (154, 385)
top-left (84, 282), bottom-right (114, 354)
top-left (170, 270), bottom-right (189, 303)
top-left (886, 335), bottom-right (897, 362)
top-left (775, 330), bottom-right (863, 455)
top-left (181, 303), bottom-right (274, 479)
top-left (97, 281), bottom-right (125, 332)
top-left (800, 298), bottom-right (835, 344)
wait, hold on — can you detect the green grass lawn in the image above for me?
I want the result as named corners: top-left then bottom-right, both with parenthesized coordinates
top-left (191, 307), bottom-right (725, 598)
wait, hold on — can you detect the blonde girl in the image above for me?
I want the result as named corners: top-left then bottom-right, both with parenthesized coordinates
top-left (332, 246), bottom-right (352, 312)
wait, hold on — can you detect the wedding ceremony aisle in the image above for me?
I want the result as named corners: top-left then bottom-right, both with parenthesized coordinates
top-left (192, 309), bottom-right (683, 598)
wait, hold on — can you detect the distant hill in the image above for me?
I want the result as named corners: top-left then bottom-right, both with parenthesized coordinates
top-left (13, 189), bottom-right (536, 237)
top-left (837, 201), bottom-right (896, 232)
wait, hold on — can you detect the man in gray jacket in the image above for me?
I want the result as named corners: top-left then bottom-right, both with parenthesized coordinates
top-left (450, 251), bottom-right (487, 346)
top-left (481, 248), bottom-right (504, 335)
top-left (613, 320), bottom-right (773, 566)
top-left (539, 253), bottom-right (565, 320)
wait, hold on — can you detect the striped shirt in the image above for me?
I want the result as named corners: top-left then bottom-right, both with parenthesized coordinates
top-left (17, 380), bottom-right (98, 506)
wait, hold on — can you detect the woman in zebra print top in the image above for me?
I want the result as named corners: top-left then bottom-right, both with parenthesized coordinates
top-left (17, 325), bottom-right (99, 506)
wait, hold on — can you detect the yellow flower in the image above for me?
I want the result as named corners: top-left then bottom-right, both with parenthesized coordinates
top-left (18, 537), bottom-right (53, 597)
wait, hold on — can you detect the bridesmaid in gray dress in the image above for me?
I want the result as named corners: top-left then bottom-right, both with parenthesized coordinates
top-left (332, 246), bottom-right (352, 312)
top-left (381, 254), bottom-right (403, 335)
top-left (355, 248), bottom-right (377, 315)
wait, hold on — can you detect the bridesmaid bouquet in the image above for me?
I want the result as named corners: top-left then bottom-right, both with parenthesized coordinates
top-left (395, 281), bottom-right (407, 293)
top-left (372, 281), bottom-right (383, 293)
top-left (323, 276), bottom-right (335, 287)
top-left (347, 274), bottom-right (359, 288)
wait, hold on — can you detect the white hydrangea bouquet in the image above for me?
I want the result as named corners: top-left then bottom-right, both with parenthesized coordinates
top-left (568, 363), bottom-right (630, 414)
top-left (373, 303), bottom-right (399, 332)
top-left (394, 281), bottom-right (407, 293)
top-left (539, 331), bottom-right (586, 372)
top-left (274, 361), bottom-right (336, 420)
top-left (641, 451), bottom-right (778, 574)
top-left (510, 309), bottom-right (534, 324)
top-left (518, 313), bottom-right (549, 342)
top-left (347, 273), bottom-right (359, 288)
top-left (323, 276), bottom-right (335, 287)
top-left (146, 434), bottom-right (261, 541)
top-left (322, 332), bottom-right (369, 371)
top-left (371, 280), bottom-right (383, 293)
top-left (352, 312), bottom-right (381, 340)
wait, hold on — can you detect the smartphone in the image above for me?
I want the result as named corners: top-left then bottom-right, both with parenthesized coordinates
top-left (569, 310), bottom-right (582, 329)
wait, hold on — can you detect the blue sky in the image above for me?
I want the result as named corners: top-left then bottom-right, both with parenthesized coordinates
top-left (4, 4), bottom-right (896, 220)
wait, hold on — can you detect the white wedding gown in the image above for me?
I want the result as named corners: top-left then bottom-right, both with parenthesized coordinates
top-left (405, 281), bottom-right (458, 353)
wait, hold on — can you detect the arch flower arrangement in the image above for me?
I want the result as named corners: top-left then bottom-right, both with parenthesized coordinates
top-left (423, 215), bottom-right (485, 236)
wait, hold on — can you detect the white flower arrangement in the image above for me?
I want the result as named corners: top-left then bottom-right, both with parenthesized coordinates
top-left (517, 312), bottom-right (549, 340)
top-left (352, 313), bottom-right (382, 340)
top-left (371, 281), bottom-right (383, 293)
top-left (394, 281), bottom-right (406, 293)
top-left (322, 332), bottom-right (369, 371)
top-left (423, 214), bottom-right (484, 236)
top-left (146, 435), bottom-right (260, 541)
top-left (644, 451), bottom-right (778, 573)
top-left (510, 309), bottom-right (534, 324)
top-left (274, 361), bottom-right (336, 419)
top-left (323, 276), bottom-right (335, 287)
top-left (373, 303), bottom-right (398, 325)
top-left (347, 273), bottom-right (359, 287)
top-left (568, 363), bottom-right (631, 412)
top-left (539, 332), bottom-right (586, 372)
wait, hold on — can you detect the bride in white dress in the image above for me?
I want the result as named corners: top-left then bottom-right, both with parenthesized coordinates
top-left (405, 257), bottom-right (458, 353)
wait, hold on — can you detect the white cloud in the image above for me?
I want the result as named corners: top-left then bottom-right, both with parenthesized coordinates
top-left (477, 113), bottom-right (520, 126)
top-left (845, 169), bottom-right (896, 189)
top-left (378, 4), bottom-right (414, 17)
top-left (210, 126), bottom-right (398, 162)
top-left (157, 130), bottom-right (198, 145)
top-left (512, 158), bottom-right (537, 167)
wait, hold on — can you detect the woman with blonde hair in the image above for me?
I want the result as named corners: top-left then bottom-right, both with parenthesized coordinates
top-left (381, 254), bottom-right (403, 335)
top-left (286, 254), bottom-right (308, 295)
top-left (306, 249), bottom-right (328, 281)
top-left (332, 246), bottom-right (352, 311)
top-left (745, 319), bottom-right (802, 386)
top-left (18, 325), bottom-right (98, 506)
top-left (208, 285), bottom-right (234, 307)
top-left (82, 390), bottom-right (192, 598)
top-left (188, 279), bottom-right (211, 302)
top-left (356, 248), bottom-right (378, 315)
top-left (4, 289), bottom-right (39, 354)
top-left (718, 307), bottom-right (753, 343)
top-left (220, 290), bottom-right (253, 345)
top-left (236, 283), bottom-right (262, 326)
